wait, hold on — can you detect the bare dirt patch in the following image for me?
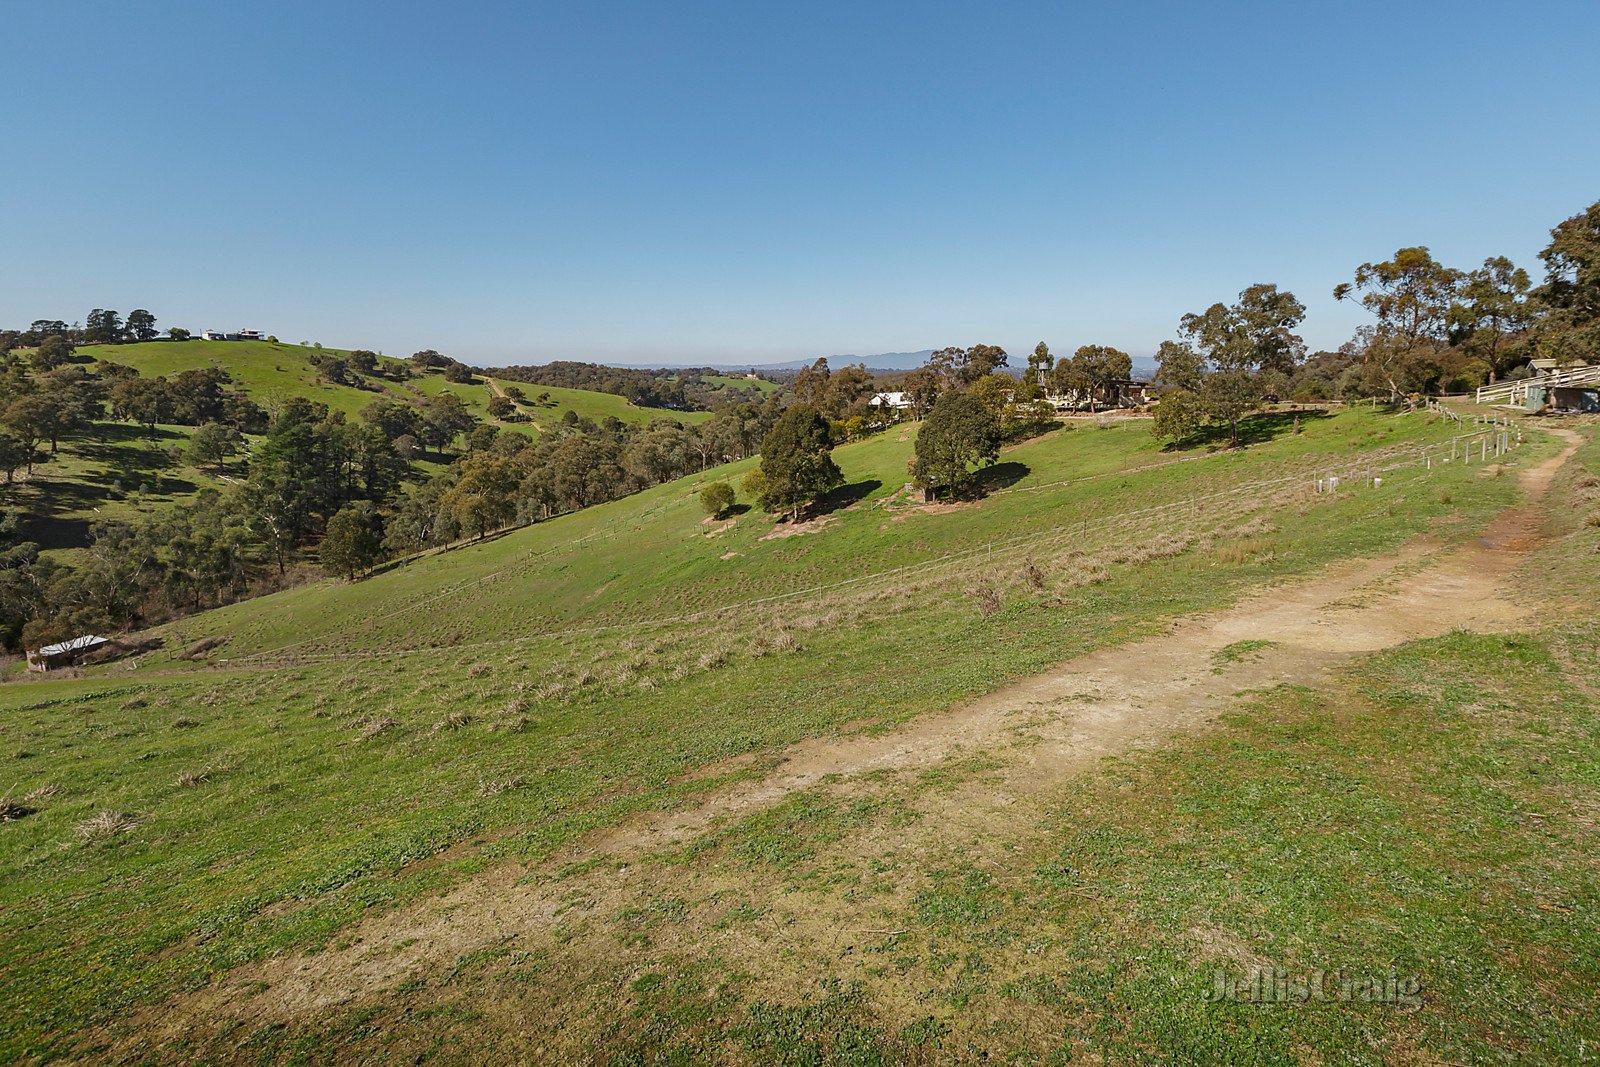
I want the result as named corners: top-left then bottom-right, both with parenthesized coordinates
top-left (758, 514), bottom-right (836, 540)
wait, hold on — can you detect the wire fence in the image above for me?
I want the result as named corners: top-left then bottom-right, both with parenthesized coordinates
top-left (217, 423), bottom-right (1520, 669)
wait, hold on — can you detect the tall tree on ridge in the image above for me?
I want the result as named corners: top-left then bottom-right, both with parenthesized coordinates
top-left (1533, 199), bottom-right (1600, 363)
top-left (756, 404), bottom-right (841, 521)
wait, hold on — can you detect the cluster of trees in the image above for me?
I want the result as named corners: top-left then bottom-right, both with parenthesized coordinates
top-left (0, 310), bottom-right (172, 352)
top-left (1151, 283), bottom-right (1308, 446)
top-left (498, 361), bottom-right (697, 410)
top-left (748, 346), bottom-right (1061, 518)
top-left (1022, 342), bottom-right (1134, 408)
top-left (1325, 213), bottom-right (1595, 398)
top-left (104, 366), bottom-right (268, 436)
top-left (0, 365), bottom-right (105, 479)
top-left (1145, 198), bottom-right (1600, 445)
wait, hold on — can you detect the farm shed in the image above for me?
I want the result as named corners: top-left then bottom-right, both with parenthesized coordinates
top-left (1524, 384), bottom-right (1600, 413)
top-left (25, 634), bottom-right (110, 672)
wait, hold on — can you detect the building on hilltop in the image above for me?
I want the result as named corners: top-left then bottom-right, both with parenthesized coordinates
top-left (200, 329), bottom-right (266, 342)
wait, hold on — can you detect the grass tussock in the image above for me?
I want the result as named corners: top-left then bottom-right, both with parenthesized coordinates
top-left (1210, 537), bottom-right (1275, 565)
top-left (478, 775), bottom-right (525, 798)
top-left (0, 797), bottom-right (36, 821)
top-left (75, 810), bottom-right (136, 842)
top-left (176, 770), bottom-right (211, 788)
top-left (968, 577), bottom-right (1003, 616)
top-left (357, 716), bottom-right (400, 740)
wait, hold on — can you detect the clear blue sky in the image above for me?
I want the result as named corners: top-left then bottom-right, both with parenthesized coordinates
top-left (4, 1), bottom-right (1596, 366)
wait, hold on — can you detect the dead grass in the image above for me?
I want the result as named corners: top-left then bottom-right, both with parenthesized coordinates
top-left (358, 716), bottom-right (400, 740)
top-left (0, 797), bottom-right (36, 821)
top-left (177, 770), bottom-right (211, 788)
top-left (1210, 537), bottom-right (1274, 565)
top-left (478, 775), bottom-right (526, 798)
top-left (968, 577), bottom-right (1003, 616)
top-left (75, 810), bottom-right (137, 842)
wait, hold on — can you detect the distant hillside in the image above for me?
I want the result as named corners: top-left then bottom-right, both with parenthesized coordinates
top-left (96, 340), bottom-right (698, 429)
top-left (11, 340), bottom-right (710, 565)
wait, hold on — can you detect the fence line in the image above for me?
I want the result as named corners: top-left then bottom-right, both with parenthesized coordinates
top-left (219, 429), bottom-right (1517, 669)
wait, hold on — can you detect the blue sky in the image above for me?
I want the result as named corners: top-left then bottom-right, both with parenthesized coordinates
top-left (3, 1), bottom-right (1596, 366)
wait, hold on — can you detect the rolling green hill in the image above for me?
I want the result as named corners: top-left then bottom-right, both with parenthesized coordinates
top-left (3, 405), bottom-right (1577, 1061)
top-left (19, 341), bottom-right (711, 557)
top-left (93, 339), bottom-right (703, 429)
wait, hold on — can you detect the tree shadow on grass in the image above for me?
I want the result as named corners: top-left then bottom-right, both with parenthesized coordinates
top-left (1161, 408), bottom-right (1334, 452)
top-left (19, 514), bottom-right (91, 552)
top-left (815, 479), bottom-right (883, 516)
top-left (975, 461), bottom-right (1030, 493)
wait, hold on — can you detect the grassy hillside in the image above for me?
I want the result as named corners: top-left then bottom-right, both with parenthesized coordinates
top-left (0, 405), bottom-right (1567, 1060)
top-left (17, 341), bottom-right (709, 557)
top-left (93, 339), bottom-right (699, 429)
top-left (8, 420), bottom-right (232, 557)
top-left (91, 339), bottom-right (392, 419)
top-left (150, 405), bottom-right (1458, 664)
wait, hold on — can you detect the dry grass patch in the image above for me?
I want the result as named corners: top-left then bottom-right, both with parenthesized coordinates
top-left (75, 810), bottom-right (136, 842)
top-left (968, 577), bottom-right (1004, 616)
top-left (478, 775), bottom-right (526, 798)
top-left (358, 716), bottom-right (400, 740)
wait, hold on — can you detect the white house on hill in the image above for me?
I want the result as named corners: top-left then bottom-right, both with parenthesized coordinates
top-left (868, 391), bottom-right (911, 412)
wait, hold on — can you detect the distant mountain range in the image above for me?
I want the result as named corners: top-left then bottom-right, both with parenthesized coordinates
top-left (752, 350), bottom-right (937, 372)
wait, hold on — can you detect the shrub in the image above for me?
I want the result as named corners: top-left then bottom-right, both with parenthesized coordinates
top-left (968, 577), bottom-right (1003, 616)
top-left (700, 482), bottom-right (736, 519)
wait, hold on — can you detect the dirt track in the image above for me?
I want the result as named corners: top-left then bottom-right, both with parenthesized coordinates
top-left (128, 428), bottom-right (1583, 1050)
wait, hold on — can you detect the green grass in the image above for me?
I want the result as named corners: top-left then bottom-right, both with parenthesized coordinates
top-left (93, 339), bottom-right (397, 419)
top-left (0, 408), bottom-right (1560, 1060)
top-left (1211, 638), bottom-right (1277, 671)
top-left (146, 405), bottom-right (1461, 664)
top-left (94, 340), bottom-right (696, 430)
